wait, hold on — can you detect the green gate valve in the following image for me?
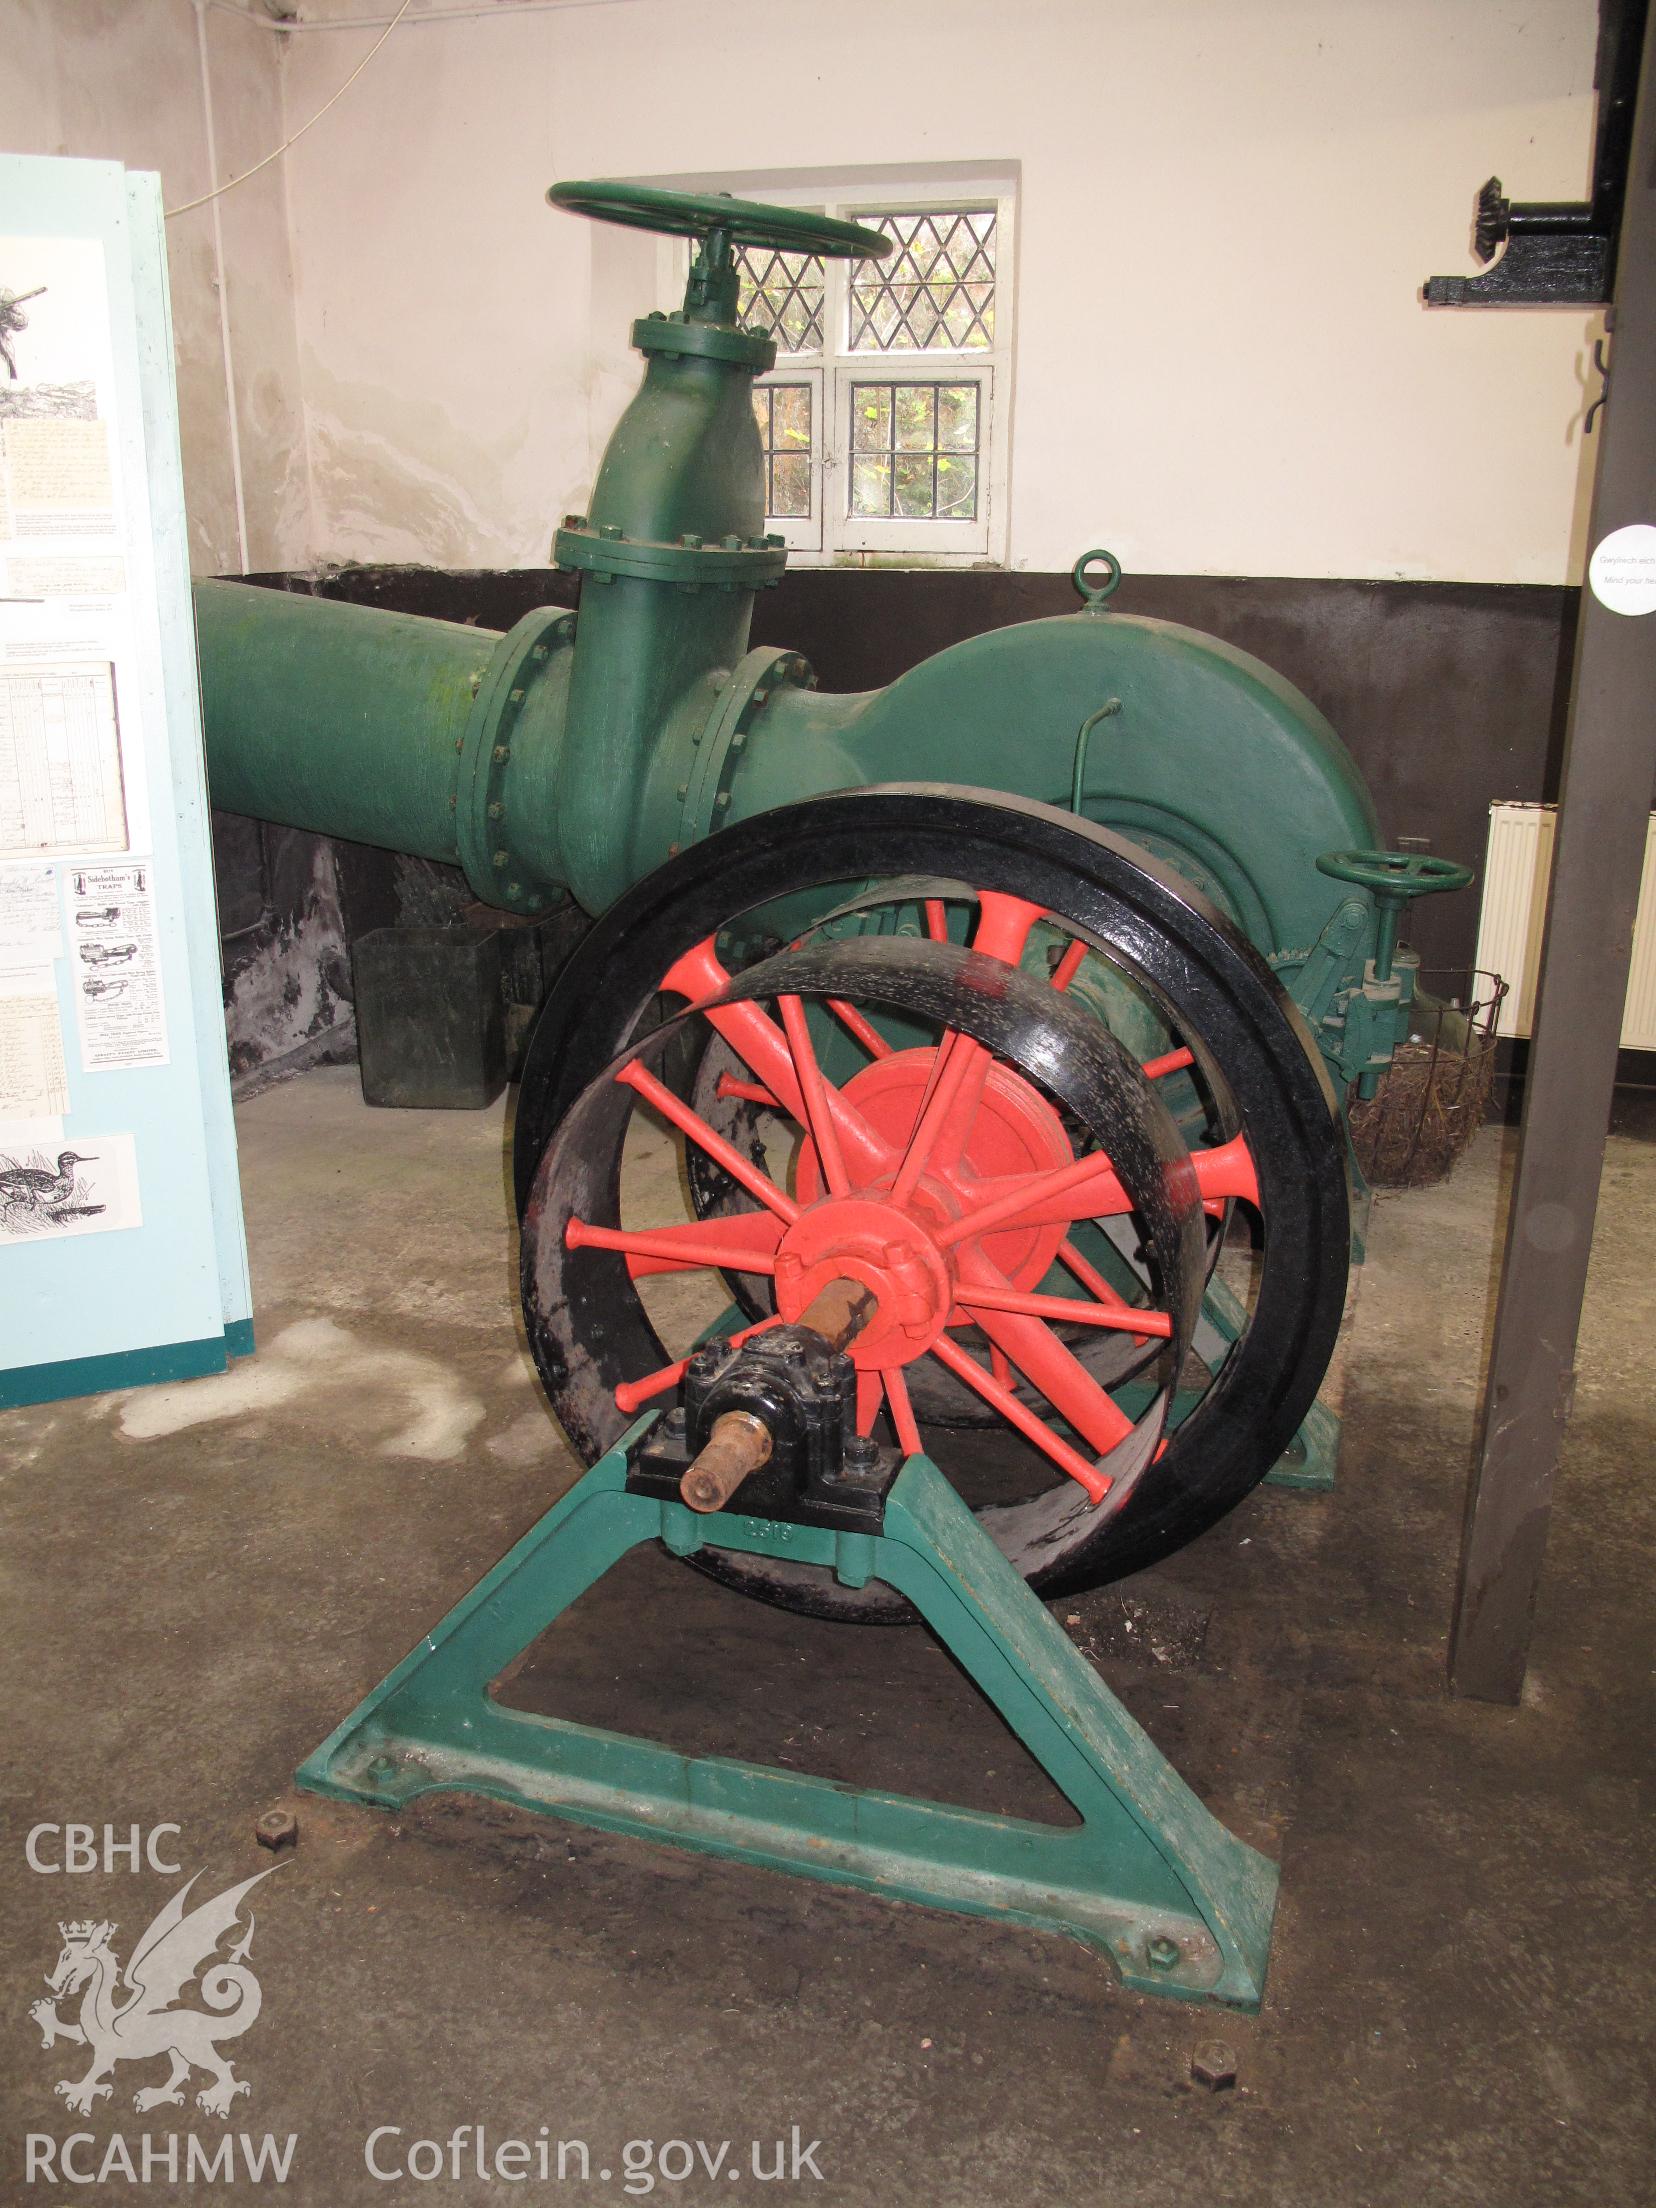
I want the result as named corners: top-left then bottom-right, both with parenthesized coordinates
top-left (1316, 848), bottom-right (1475, 1097)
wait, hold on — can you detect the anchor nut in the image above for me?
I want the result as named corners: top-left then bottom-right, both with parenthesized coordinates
top-left (1191, 2041), bottom-right (1238, 2093)
top-left (254, 1809), bottom-right (298, 1853)
top-left (1147, 1934), bottom-right (1182, 1971)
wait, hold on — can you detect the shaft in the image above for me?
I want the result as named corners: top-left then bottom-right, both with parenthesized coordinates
top-left (677, 1279), bottom-right (878, 1513)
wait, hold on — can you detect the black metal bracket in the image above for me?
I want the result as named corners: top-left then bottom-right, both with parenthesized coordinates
top-left (628, 1328), bottom-right (902, 1534)
top-left (1424, 0), bottom-right (1647, 306)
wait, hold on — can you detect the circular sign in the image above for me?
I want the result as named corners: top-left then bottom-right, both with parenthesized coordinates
top-left (1588, 522), bottom-right (1656, 617)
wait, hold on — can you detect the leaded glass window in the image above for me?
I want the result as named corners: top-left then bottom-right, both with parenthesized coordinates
top-left (848, 210), bottom-right (996, 352)
top-left (735, 248), bottom-right (824, 352)
top-left (729, 186), bottom-right (1010, 559)
top-left (849, 383), bottom-right (980, 521)
top-left (753, 383), bottom-right (814, 519)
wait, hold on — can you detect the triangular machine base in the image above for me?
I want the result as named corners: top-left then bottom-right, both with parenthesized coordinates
top-left (297, 1439), bottom-right (1278, 2010)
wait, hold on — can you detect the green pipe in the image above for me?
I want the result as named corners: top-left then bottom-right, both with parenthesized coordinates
top-left (194, 582), bottom-right (492, 868)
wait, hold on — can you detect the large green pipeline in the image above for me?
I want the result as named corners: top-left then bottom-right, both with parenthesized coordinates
top-left (194, 182), bottom-right (1386, 1071)
top-left (195, 564), bottom-right (1380, 973)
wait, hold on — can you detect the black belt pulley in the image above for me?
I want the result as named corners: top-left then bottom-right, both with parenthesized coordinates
top-left (514, 786), bottom-right (1350, 1618)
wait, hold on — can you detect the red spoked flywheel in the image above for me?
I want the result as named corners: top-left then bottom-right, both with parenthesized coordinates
top-left (516, 788), bottom-right (1350, 1619)
top-left (543, 922), bottom-right (1205, 1526)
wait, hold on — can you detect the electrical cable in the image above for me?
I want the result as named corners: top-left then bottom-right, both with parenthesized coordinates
top-left (166, 0), bottom-right (414, 217)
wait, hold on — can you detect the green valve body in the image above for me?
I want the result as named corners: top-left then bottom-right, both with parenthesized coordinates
top-left (193, 184), bottom-right (1394, 1081)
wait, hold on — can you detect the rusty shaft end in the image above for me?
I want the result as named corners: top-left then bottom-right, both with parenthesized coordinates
top-left (680, 1410), bottom-right (774, 1513)
top-left (675, 1276), bottom-right (877, 1513)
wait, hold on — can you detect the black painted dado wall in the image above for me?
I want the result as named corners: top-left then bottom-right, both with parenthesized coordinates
top-left (213, 566), bottom-right (1585, 1079)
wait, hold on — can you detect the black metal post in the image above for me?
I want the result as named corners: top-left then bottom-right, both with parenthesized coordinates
top-left (1450, 14), bottom-right (1656, 1701)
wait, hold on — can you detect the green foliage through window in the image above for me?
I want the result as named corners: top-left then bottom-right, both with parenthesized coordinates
top-left (850, 210), bottom-right (996, 352)
top-left (849, 383), bottom-right (979, 520)
top-left (752, 383), bottom-right (814, 518)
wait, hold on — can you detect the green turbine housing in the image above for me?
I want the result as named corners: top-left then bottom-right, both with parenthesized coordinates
top-left (193, 180), bottom-right (1408, 1090)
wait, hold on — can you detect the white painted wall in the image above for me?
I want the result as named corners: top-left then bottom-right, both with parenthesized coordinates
top-left (277, 0), bottom-right (1605, 583)
top-left (0, 0), bottom-right (309, 575)
top-left (1, 0), bottom-right (1608, 583)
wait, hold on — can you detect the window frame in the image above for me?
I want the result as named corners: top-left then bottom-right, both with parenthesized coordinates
top-left (734, 183), bottom-right (1016, 567)
top-left (751, 366), bottom-right (824, 555)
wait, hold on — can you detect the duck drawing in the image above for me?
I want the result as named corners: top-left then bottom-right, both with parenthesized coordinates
top-left (0, 1151), bottom-right (102, 1229)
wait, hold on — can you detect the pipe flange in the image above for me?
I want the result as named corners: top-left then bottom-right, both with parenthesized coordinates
top-left (677, 644), bottom-right (813, 852)
top-left (457, 606), bottom-right (575, 912)
top-left (555, 521), bottom-right (787, 591)
top-left (631, 310), bottom-right (777, 373)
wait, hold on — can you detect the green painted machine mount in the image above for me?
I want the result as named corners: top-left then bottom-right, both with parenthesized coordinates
top-left (297, 1431), bottom-right (1278, 2010)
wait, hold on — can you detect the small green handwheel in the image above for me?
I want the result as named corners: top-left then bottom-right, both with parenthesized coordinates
top-left (1316, 849), bottom-right (1474, 897)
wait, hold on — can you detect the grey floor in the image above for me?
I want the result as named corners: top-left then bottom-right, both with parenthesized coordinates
top-left (2, 1067), bottom-right (1651, 2206)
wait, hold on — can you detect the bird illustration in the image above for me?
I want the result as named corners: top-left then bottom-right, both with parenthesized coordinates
top-left (0, 1151), bottom-right (99, 1222)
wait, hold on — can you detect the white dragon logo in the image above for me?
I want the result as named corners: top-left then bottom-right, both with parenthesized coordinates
top-left (28, 1866), bottom-right (278, 2118)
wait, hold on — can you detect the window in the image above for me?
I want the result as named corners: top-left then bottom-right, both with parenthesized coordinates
top-left (732, 190), bottom-right (1013, 563)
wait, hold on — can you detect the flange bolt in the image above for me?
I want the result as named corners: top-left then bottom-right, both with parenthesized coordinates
top-left (844, 1433), bottom-right (879, 1477)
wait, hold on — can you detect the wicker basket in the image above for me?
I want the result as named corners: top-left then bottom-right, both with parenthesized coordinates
top-left (1347, 970), bottom-right (1507, 1189)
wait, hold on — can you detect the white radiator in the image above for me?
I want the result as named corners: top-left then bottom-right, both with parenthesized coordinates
top-left (1473, 802), bottom-right (1656, 1048)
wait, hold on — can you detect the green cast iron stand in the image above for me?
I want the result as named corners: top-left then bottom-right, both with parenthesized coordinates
top-left (297, 1431), bottom-right (1279, 2009)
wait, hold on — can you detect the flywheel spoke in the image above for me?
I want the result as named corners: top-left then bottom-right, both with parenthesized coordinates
top-left (928, 1333), bottom-right (1112, 1504)
top-left (779, 993), bottom-right (849, 1195)
top-left (958, 1283), bottom-right (1173, 1337)
top-left (953, 1244), bottom-right (1135, 1459)
top-left (889, 1026), bottom-right (990, 1202)
top-left (716, 1072), bottom-right (782, 1108)
top-left (661, 934), bottom-right (893, 1178)
top-left (825, 997), bottom-right (893, 1060)
top-left (1058, 1237), bottom-right (1157, 1344)
top-left (565, 1213), bottom-right (782, 1278)
top-left (1049, 939), bottom-right (1195, 1081)
top-left (617, 1058), bottom-right (798, 1223)
top-left (971, 888), bottom-right (1046, 966)
top-left (882, 1365), bottom-right (923, 1456)
top-left (941, 1130), bottom-right (1259, 1243)
top-left (1050, 937), bottom-right (1088, 991)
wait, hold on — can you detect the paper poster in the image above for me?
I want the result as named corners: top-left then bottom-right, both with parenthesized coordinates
top-left (6, 554), bottom-right (126, 599)
top-left (0, 964), bottom-right (68, 1116)
top-left (69, 860), bottom-right (167, 1070)
top-left (0, 238), bottom-right (119, 546)
top-left (5, 415), bottom-right (114, 536)
top-left (0, 1127), bottom-right (140, 1242)
top-left (0, 858), bottom-right (61, 965)
top-left (0, 658), bottom-right (127, 856)
top-left (1, 234), bottom-right (148, 857)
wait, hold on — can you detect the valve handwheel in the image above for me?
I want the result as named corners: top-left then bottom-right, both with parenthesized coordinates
top-left (547, 179), bottom-right (893, 264)
top-left (1316, 848), bottom-right (1474, 897)
top-left (515, 788), bottom-right (1350, 1620)
top-left (1317, 847), bottom-right (1476, 985)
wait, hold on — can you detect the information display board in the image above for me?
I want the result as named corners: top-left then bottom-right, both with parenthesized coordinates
top-left (0, 156), bottom-right (252, 1405)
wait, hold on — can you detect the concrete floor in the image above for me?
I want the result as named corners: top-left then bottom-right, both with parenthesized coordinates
top-left (2, 1066), bottom-right (1651, 2205)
